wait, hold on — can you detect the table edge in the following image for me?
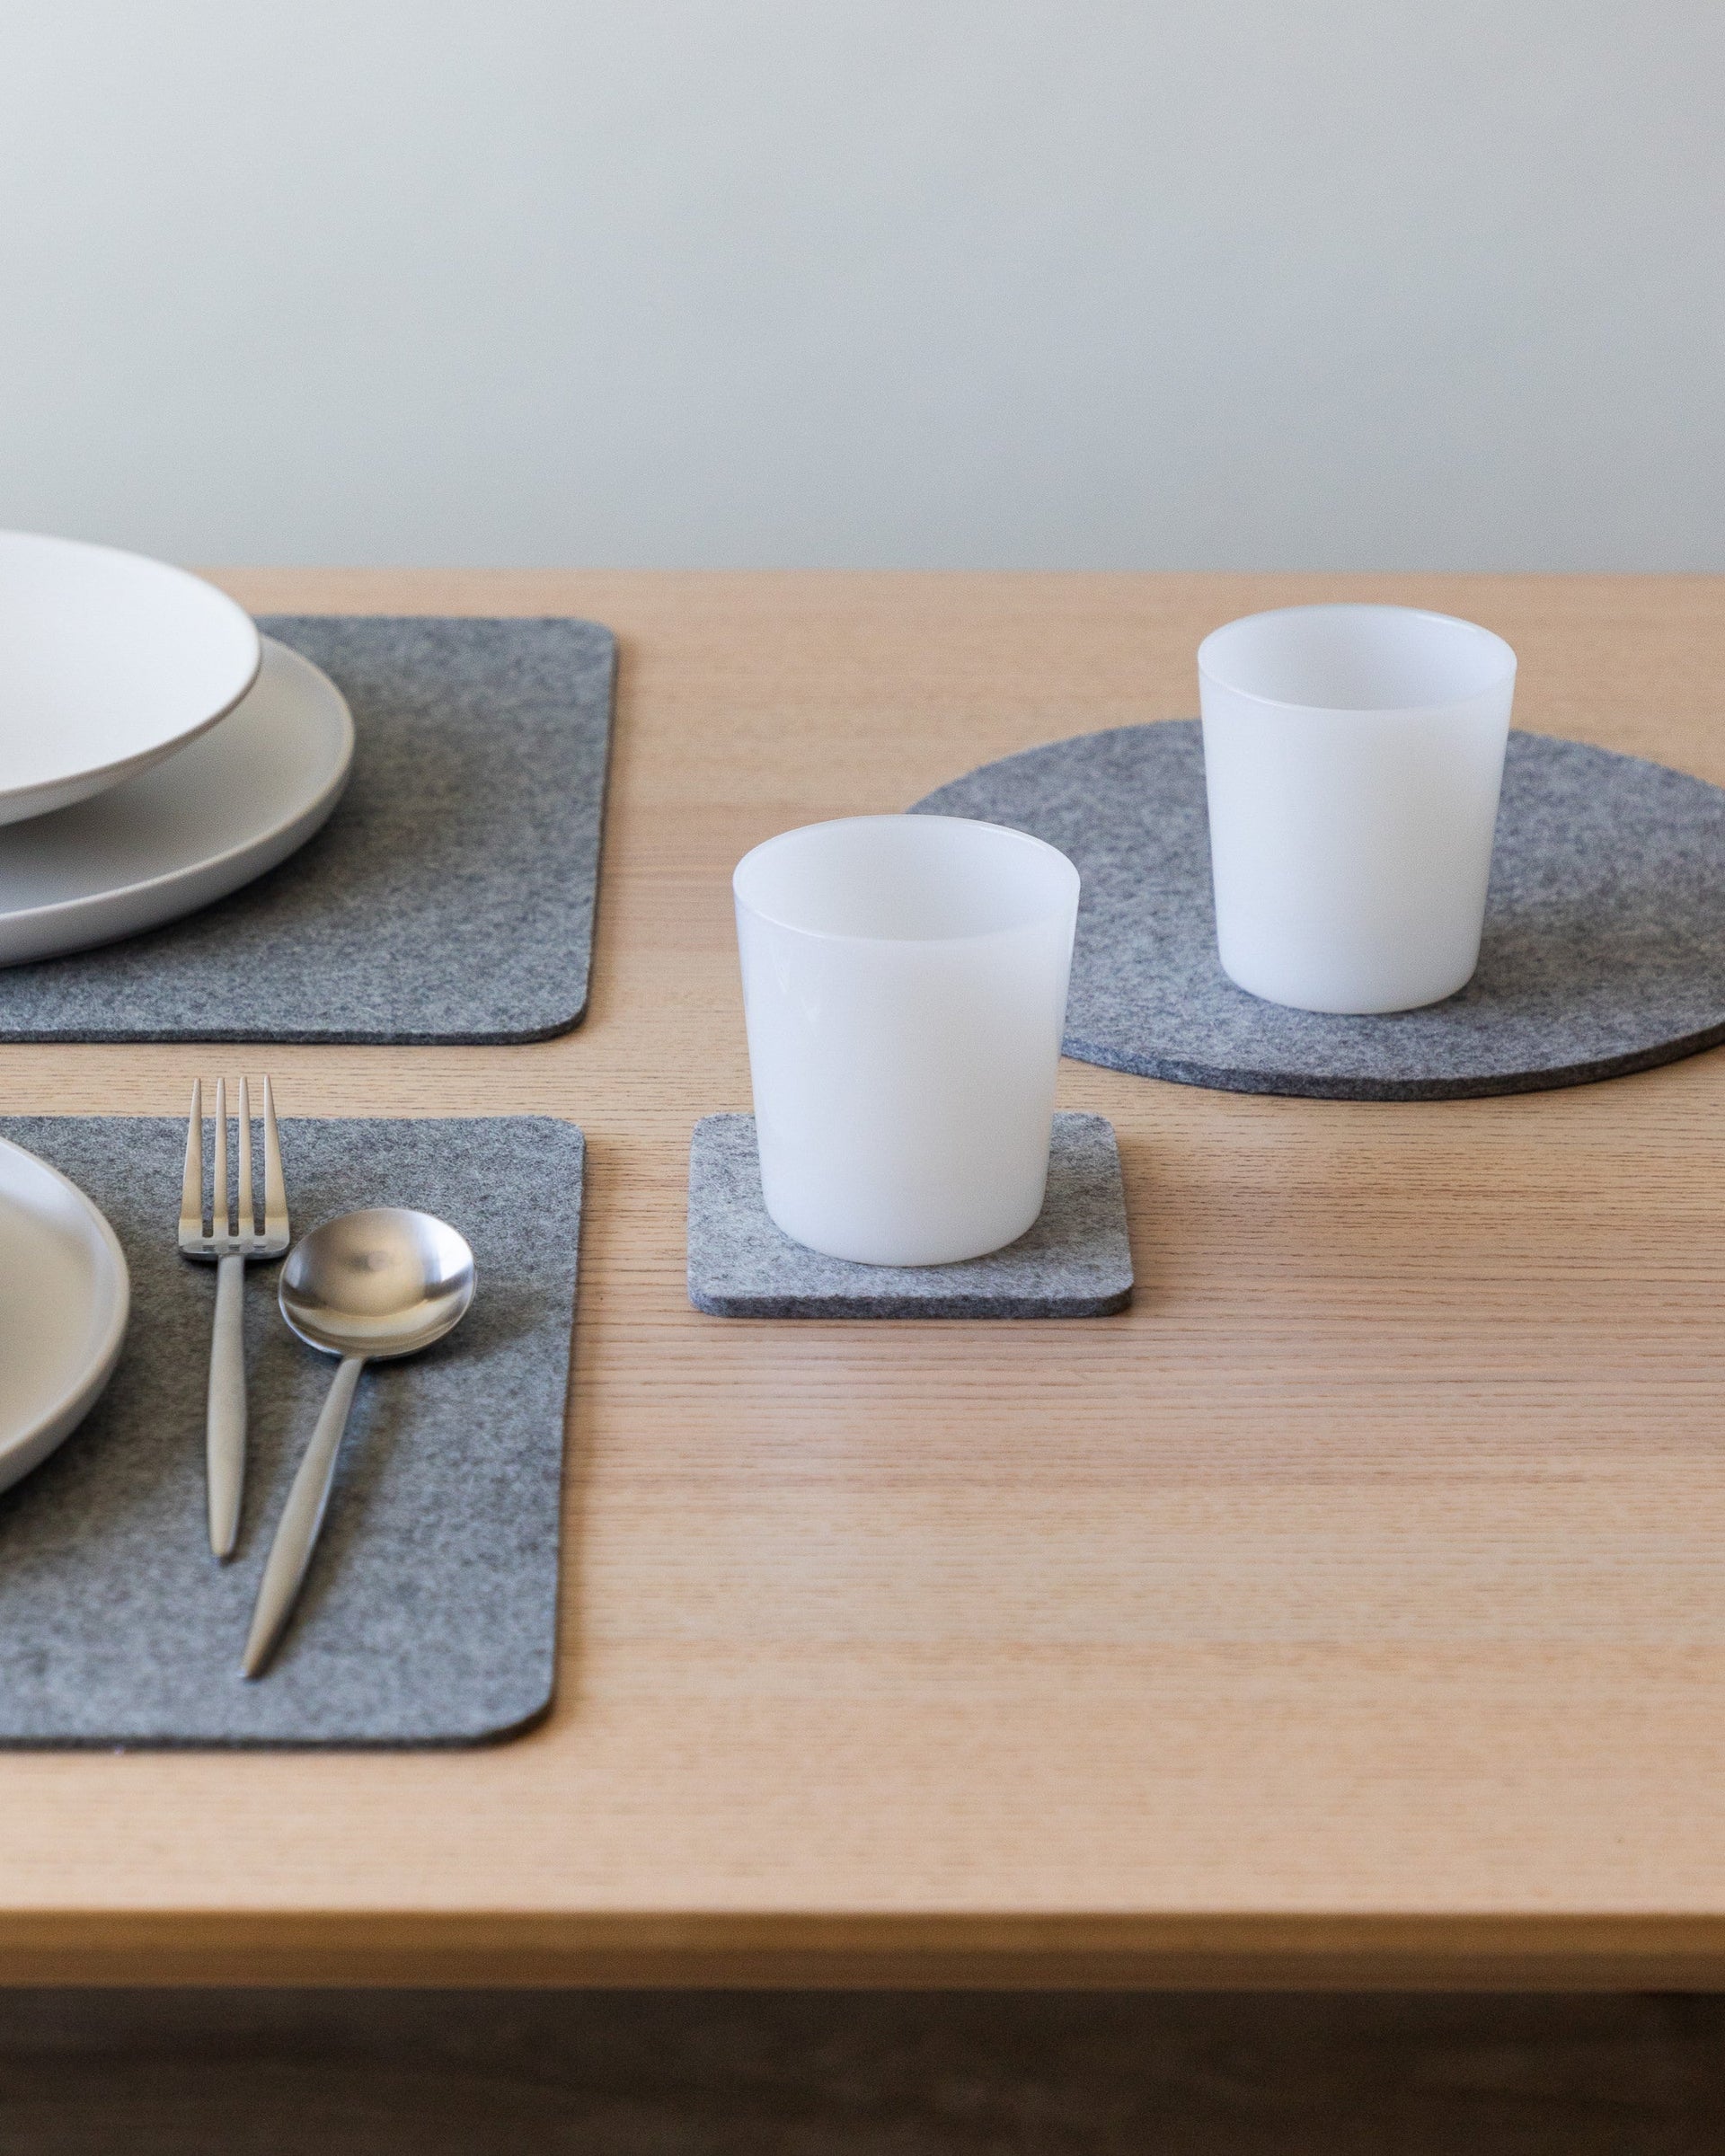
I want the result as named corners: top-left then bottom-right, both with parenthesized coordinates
top-left (13, 1913), bottom-right (1725, 1990)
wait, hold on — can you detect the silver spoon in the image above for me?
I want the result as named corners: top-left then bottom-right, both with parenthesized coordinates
top-left (242, 1207), bottom-right (476, 1679)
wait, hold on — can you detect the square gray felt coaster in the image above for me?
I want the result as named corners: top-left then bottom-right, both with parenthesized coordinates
top-left (688, 1111), bottom-right (1133, 1319)
top-left (0, 1114), bottom-right (582, 1746)
top-left (0, 616), bottom-right (615, 1045)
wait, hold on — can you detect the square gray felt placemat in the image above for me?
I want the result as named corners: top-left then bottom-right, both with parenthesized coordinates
top-left (0, 616), bottom-right (615, 1044)
top-left (688, 1112), bottom-right (1133, 1319)
top-left (0, 1114), bottom-right (582, 1746)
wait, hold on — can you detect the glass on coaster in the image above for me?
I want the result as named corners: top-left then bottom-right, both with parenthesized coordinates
top-left (732, 814), bottom-right (1080, 1267)
top-left (1198, 604), bottom-right (1517, 1014)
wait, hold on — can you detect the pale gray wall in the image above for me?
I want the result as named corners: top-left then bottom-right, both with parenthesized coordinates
top-left (0, 2), bottom-right (1718, 569)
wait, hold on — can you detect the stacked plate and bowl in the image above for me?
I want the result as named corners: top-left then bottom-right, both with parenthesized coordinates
top-left (0, 531), bottom-right (354, 1494)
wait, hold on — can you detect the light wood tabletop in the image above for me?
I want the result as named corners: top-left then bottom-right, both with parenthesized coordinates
top-left (4, 570), bottom-right (1725, 1990)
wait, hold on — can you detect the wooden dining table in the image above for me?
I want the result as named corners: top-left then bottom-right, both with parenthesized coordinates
top-left (4, 568), bottom-right (1724, 1992)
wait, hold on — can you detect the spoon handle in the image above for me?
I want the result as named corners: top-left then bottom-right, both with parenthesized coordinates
top-left (242, 1354), bottom-right (367, 1679)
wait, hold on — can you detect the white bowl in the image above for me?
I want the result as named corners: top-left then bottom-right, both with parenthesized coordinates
top-left (0, 531), bottom-right (261, 827)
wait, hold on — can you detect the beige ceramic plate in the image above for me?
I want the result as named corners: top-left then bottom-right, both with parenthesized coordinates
top-left (0, 1137), bottom-right (129, 1495)
top-left (0, 636), bottom-right (353, 965)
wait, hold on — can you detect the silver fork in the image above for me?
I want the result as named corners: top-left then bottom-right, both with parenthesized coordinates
top-left (179, 1077), bottom-right (289, 1560)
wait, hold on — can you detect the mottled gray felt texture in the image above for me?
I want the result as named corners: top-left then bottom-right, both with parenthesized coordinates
top-left (0, 1114), bottom-right (582, 1746)
top-left (688, 1112), bottom-right (1132, 1319)
top-left (0, 616), bottom-right (615, 1044)
top-left (913, 721), bottom-right (1725, 1102)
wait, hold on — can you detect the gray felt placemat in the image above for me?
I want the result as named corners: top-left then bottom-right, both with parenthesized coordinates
top-left (0, 1114), bottom-right (582, 1745)
top-left (913, 721), bottom-right (1725, 1101)
top-left (0, 616), bottom-right (615, 1044)
top-left (688, 1112), bottom-right (1132, 1318)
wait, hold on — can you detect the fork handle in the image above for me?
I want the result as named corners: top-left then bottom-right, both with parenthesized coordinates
top-left (243, 1355), bottom-right (367, 1679)
top-left (207, 1251), bottom-right (248, 1560)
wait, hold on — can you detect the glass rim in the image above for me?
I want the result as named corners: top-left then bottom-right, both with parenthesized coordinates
top-left (733, 813), bottom-right (1080, 946)
top-left (1198, 602), bottom-right (1517, 714)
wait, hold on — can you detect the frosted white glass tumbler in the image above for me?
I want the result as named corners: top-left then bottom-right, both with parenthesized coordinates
top-left (733, 816), bottom-right (1080, 1266)
top-left (1198, 604), bottom-right (1517, 1014)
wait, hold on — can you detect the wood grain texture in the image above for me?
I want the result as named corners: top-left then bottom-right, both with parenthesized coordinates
top-left (6, 1989), bottom-right (1725, 2152)
top-left (2, 570), bottom-right (1724, 1988)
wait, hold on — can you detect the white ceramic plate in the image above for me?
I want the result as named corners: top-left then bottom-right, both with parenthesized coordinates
top-left (0, 531), bottom-right (261, 827)
top-left (0, 636), bottom-right (354, 966)
top-left (0, 1137), bottom-right (129, 1495)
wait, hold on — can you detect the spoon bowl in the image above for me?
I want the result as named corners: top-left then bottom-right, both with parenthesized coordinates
top-left (279, 1206), bottom-right (475, 1360)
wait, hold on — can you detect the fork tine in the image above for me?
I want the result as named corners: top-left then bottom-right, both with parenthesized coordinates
top-left (237, 1075), bottom-right (253, 1238)
top-left (262, 1075), bottom-right (288, 1240)
top-left (181, 1078), bottom-right (205, 1238)
top-left (212, 1077), bottom-right (228, 1242)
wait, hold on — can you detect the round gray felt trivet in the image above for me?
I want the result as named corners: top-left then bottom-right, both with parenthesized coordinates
top-left (912, 721), bottom-right (1725, 1101)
